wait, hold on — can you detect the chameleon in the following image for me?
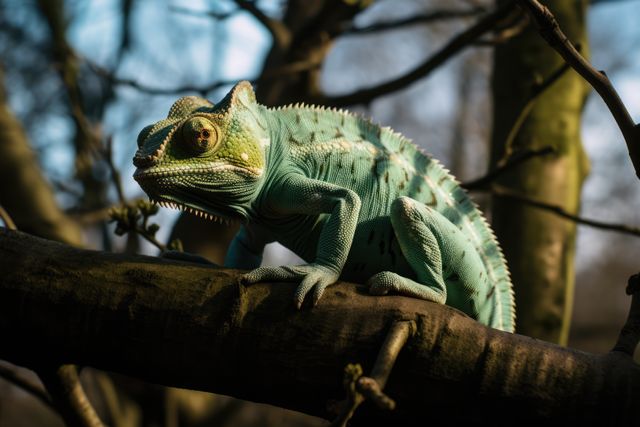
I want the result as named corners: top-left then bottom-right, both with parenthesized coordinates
top-left (133, 81), bottom-right (515, 332)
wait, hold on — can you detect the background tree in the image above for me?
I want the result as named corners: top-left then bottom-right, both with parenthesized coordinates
top-left (0, 0), bottom-right (639, 425)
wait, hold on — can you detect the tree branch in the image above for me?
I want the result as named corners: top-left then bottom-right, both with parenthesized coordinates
top-left (516, 0), bottom-right (640, 179)
top-left (2, 228), bottom-right (640, 425)
top-left (322, 2), bottom-right (517, 107)
top-left (343, 6), bottom-right (487, 35)
top-left (463, 146), bottom-right (555, 190)
top-left (489, 184), bottom-right (640, 238)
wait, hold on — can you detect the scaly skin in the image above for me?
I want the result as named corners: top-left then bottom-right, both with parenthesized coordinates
top-left (133, 81), bottom-right (515, 332)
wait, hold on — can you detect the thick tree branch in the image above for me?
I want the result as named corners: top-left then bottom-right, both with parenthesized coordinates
top-left (516, 0), bottom-right (640, 178)
top-left (1, 228), bottom-right (640, 425)
top-left (322, 2), bottom-right (517, 107)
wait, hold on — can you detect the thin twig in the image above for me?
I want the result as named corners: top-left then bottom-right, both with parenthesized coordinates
top-left (102, 136), bottom-right (126, 204)
top-left (343, 6), bottom-right (487, 35)
top-left (322, 1), bottom-right (518, 107)
top-left (169, 5), bottom-right (235, 20)
top-left (87, 59), bottom-right (241, 96)
top-left (0, 205), bottom-right (16, 230)
top-left (490, 185), bottom-right (640, 238)
top-left (516, 0), bottom-right (640, 178)
top-left (0, 363), bottom-right (54, 410)
top-left (38, 364), bottom-right (105, 427)
top-left (497, 60), bottom-right (573, 167)
top-left (330, 321), bottom-right (414, 427)
top-left (463, 146), bottom-right (555, 190)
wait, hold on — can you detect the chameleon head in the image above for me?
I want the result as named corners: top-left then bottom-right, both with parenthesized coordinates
top-left (133, 81), bottom-right (268, 222)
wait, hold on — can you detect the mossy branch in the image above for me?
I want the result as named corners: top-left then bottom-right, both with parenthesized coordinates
top-left (1, 228), bottom-right (640, 426)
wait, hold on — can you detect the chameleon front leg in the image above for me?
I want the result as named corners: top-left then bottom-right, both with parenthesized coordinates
top-left (224, 225), bottom-right (269, 270)
top-left (240, 173), bottom-right (361, 308)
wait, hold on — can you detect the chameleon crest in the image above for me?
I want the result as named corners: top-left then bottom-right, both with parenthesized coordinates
top-left (134, 81), bottom-right (515, 332)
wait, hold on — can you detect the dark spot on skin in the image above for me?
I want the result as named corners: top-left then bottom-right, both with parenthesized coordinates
top-left (384, 171), bottom-right (389, 183)
top-left (479, 270), bottom-right (484, 278)
top-left (379, 240), bottom-right (385, 255)
top-left (360, 132), bottom-right (367, 140)
top-left (448, 273), bottom-right (460, 282)
top-left (487, 286), bottom-right (495, 299)
top-left (425, 192), bottom-right (436, 207)
top-left (314, 111), bottom-right (319, 123)
top-left (319, 163), bottom-right (324, 177)
top-left (437, 175), bottom-right (447, 187)
top-left (399, 181), bottom-right (405, 190)
top-left (469, 298), bottom-right (475, 311)
top-left (290, 136), bottom-right (299, 145)
top-left (367, 230), bottom-right (375, 245)
top-left (376, 127), bottom-right (381, 140)
top-left (295, 113), bottom-right (301, 125)
top-left (340, 115), bottom-right (345, 127)
top-left (335, 128), bottom-right (344, 138)
top-left (338, 159), bottom-right (343, 169)
top-left (417, 185), bottom-right (423, 194)
top-left (461, 250), bottom-right (466, 259)
top-left (351, 162), bottom-right (355, 174)
top-left (310, 132), bottom-right (316, 143)
top-left (404, 170), bottom-right (409, 181)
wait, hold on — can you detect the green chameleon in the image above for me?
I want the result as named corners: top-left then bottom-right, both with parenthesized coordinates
top-left (133, 81), bottom-right (515, 332)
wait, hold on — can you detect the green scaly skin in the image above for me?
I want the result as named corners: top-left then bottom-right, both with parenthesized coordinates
top-left (133, 82), bottom-right (515, 332)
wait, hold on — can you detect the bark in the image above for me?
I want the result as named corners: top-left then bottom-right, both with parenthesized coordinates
top-left (490, 0), bottom-right (590, 344)
top-left (1, 228), bottom-right (639, 426)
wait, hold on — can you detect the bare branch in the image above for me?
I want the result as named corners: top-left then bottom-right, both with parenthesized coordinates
top-left (463, 146), bottom-right (555, 190)
top-left (343, 6), bottom-right (487, 35)
top-left (86, 59), bottom-right (242, 96)
top-left (0, 205), bottom-right (16, 230)
top-left (489, 185), bottom-right (640, 238)
top-left (516, 0), bottom-right (640, 178)
top-left (497, 59), bottom-right (573, 167)
top-left (169, 5), bottom-right (235, 20)
top-left (322, 2), bottom-right (518, 107)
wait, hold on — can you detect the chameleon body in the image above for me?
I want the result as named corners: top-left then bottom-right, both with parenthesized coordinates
top-left (133, 81), bottom-right (515, 332)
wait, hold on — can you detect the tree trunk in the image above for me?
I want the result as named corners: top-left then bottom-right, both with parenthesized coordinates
top-left (490, 0), bottom-right (590, 344)
top-left (1, 228), bottom-right (639, 426)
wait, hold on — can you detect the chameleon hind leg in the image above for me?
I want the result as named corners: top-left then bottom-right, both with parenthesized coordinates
top-left (367, 196), bottom-right (451, 304)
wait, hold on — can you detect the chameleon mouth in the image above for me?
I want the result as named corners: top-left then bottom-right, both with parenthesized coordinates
top-left (148, 196), bottom-right (238, 225)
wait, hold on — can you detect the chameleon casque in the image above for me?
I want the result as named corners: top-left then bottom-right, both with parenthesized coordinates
top-left (133, 81), bottom-right (515, 332)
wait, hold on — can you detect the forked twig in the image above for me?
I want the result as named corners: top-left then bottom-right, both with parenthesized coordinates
top-left (330, 320), bottom-right (415, 427)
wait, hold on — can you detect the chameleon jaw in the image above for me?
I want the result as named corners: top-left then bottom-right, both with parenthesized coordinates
top-left (149, 196), bottom-right (238, 226)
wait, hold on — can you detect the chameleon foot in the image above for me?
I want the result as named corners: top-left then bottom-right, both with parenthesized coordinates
top-left (240, 263), bottom-right (339, 309)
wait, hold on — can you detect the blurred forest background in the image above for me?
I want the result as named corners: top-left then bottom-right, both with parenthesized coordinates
top-left (0, 0), bottom-right (639, 426)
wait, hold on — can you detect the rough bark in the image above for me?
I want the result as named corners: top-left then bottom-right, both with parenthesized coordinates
top-left (1, 228), bottom-right (639, 426)
top-left (490, 0), bottom-right (590, 344)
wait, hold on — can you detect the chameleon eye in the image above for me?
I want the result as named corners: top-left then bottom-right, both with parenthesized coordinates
top-left (181, 117), bottom-right (219, 153)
